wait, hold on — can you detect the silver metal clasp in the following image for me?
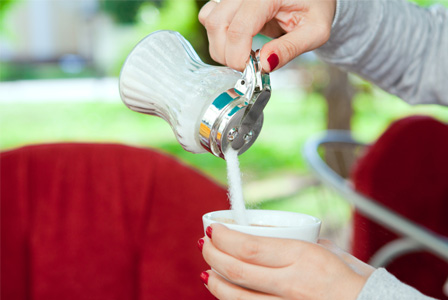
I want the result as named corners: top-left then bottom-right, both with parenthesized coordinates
top-left (199, 50), bottom-right (272, 158)
top-left (229, 50), bottom-right (271, 151)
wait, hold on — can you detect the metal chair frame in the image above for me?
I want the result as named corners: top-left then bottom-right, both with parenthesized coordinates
top-left (303, 130), bottom-right (448, 267)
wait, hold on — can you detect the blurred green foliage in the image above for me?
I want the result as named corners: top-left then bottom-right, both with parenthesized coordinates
top-left (2, 88), bottom-right (447, 231)
top-left (2, 0), bottom-right (448, 224)
top-left (0, 0), bottom-right (16, 34)
top-left (0, 88), bottom-right (325, 183)
top-left (109, 0), bottom-right (203, 76)
top-left (0, 0), bottom-right (15, 19)
top-left (0, 0), bottom-right (204, 81)
top-left (0, 63), bottom-right (98, 81)
top-left (101, 0), bottom-right (146, 24)
top-left (410, 0), bottom-right (448, 6)
top-left (2, 89), bottom-right (448, 183)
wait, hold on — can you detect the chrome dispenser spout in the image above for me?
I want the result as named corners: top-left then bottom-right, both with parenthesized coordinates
top-left (199, 50), bottom-right (272, 158)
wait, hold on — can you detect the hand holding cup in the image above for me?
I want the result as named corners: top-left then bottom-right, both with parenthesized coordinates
top-left (199, 210), bottom-right (374, 300)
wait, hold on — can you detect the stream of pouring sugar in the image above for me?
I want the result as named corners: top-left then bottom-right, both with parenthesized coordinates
top-left (225, 148), bottom-right (249, 226)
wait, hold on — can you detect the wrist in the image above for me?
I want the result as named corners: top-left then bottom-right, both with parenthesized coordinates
top-left (331, 272), bottom-right (370, 300)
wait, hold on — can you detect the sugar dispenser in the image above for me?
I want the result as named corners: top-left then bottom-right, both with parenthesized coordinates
top-left (119, 30), bottom-right (271, 158)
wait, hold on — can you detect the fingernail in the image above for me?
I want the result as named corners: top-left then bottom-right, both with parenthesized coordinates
top-left (267, 53), bottom-right (279, 71)
top-left (197, 238), bottom-right (205, 252)
top-left (200, 271), bottom-right (209, 285)
top-left (206, 226), bottom-right (213, 239)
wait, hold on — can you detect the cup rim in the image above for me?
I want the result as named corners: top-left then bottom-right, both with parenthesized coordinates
top-left (202, 209), bottom-right (321, 229)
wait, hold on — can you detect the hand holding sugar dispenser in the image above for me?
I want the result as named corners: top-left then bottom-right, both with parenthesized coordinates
top-left (119, 30), bottom-right (271, 159)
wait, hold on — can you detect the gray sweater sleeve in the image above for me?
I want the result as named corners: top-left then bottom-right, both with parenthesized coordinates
top-left (314, 0), bottom-right (448, 106)
top-left (357, 268), bottom-right (437, 300)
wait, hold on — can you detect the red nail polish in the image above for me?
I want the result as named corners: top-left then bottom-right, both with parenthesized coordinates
top-left (206, 226), bottom-right (213, 239)
top-left (197, 238), bottom-right (204, 252)
top-left (267, 53), bottom-right (279, 71)
top-left (200, 271), bottom-right (209, 285)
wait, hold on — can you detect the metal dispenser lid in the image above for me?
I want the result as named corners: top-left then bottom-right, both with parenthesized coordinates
top-left (199, 50), bottom-right (271, 158)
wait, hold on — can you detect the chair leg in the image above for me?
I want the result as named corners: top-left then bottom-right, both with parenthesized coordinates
top-left (368, 237), bottom-right (423, 268)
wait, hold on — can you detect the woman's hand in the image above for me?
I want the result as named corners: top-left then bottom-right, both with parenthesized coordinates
top-left (198, 0), bottom-right (336, 72)
top-left (198, 224), bottom-right (375, 300)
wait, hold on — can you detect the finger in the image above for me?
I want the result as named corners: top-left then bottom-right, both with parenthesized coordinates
top-left (203, 270), bottom-right (281, 300)
top-left (225, 0), bottom-right (277, 70)
top-left (202, 236), bottom-right (286, 295)
top-left (207, 224), bottom-right (307, 268)
top-left (198, 1), bottom-right (222, 62)
top-left (198, 1), bottom-right (217, 26)
top-left (260, 21), bottom-right (331, 72)
top-left (201, 0), bottom-right (243, 65)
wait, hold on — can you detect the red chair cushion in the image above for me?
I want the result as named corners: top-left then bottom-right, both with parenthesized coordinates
top-left (351, 116), bottom-right (448, 299)
top-left (1, 143), bottom-right (228, 300)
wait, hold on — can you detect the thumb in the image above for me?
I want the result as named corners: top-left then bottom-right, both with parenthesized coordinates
top-left (260, 24), bottom-right (330, 72)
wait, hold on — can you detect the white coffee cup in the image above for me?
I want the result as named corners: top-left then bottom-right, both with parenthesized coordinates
top-left (202, 209), bottom-right (321, 242)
